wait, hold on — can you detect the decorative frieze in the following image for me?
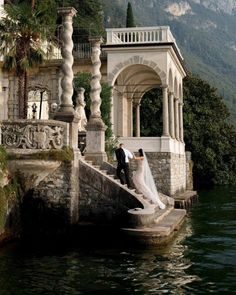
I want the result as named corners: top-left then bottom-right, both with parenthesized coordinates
top-left (1, 120), bottom-right (68, 150)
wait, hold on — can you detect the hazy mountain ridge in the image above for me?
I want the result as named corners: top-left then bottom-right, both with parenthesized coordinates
top-left (102, 0), bottom-right (236, 123)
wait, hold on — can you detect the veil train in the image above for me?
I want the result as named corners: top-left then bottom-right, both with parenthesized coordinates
top-left (143, 152), bottom-right (166, 209)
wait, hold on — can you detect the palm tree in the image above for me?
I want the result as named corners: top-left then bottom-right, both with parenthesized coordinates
top-left (0, 1), bottom-right (56, 118)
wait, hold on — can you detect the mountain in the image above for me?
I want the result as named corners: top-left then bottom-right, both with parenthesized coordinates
top-left (101, 0), bottom-right (236, 124)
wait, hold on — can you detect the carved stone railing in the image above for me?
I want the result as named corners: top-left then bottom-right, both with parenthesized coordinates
top-left (106, 26), bottom-right (183, 59)
top-left (0, 120), bottom-right (69, 150)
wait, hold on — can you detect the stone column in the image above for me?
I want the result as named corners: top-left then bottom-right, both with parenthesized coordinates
top-left (169, 91), bottom-right (175, 138)
top-left (127, 97), bottom-right (133, 137)
top-left (135, 103), bottom-right (140, 137)
top-left (162, 85), bottom-right (169, 137)
top-left (179, 101), bottom-right (184, 142)
top-left (56, 7), bottom-right (77, 116)
top-left (174, 97), bottom-right (180, 140)
top-left (85, 37), bottom-right (107, 165)
top-left (54, 7), bottom-right (79, 150)
top-left (110, 86), bottom-right (114, 130)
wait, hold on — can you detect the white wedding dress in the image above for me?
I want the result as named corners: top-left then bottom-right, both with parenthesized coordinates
top-left (132, 155), bottom-right (166, 209)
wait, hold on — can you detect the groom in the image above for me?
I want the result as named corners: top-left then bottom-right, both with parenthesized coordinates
top-left (115, 143), bottom-right (133, 188)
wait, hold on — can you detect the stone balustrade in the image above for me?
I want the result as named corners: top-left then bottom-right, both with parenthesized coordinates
top-left (106, 26), bottom-right (183, 59)
top-left (118, 136), bottom-right (185, 155)
top-left (0, 119), bottom-right (69, 150)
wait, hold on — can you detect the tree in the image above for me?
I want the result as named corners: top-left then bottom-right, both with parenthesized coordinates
top-left (126, 2), bottom-right (135, 27)
top-left (140, 88), bottom-right (162, 137)
top-left (140, 75), bottom-right (236, 186)
top-left (0, 1), bottom-right (56, 118)
top-left (183, 74), bottom-right (236, 186)
top-left (55, 0), bottom-right (105, 42)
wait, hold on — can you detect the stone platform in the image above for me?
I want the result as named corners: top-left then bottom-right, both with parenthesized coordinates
top-left (122, 208), bottom-right (186, 246)
top-left (174, 190), bottom-right (198, 209)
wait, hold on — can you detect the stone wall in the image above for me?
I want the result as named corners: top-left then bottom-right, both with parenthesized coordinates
top-left (79, 160), bottom-right (142, 225)
top-left (6, 151), bottom-right (80, 237)
top-left (0, 158), bottom-right (20, 245)
top-left (131, 152), bottom-right (187, 196)
top-left (6, 64), bottom-right (61, 120)
top-left (186, 151), bottom-right (194, 190)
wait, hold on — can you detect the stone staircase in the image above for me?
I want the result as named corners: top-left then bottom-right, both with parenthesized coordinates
top-left (80, 157), bottom-right (152, 209)
top-left (79, 157), bottom-right (186, 246)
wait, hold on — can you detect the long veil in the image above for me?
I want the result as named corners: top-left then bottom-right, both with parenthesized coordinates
top-left (143, 152), bottom-right (166, 209)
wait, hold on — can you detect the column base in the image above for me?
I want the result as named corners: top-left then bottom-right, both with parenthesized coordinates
top-left (85, 117), bottom-right (107, 165)
top-left (85, 151), bottom-right (107, 165)
top-left (86, 117), bottom-right (106, 130)
top-left (54, 110), bottom-right (76, 123)
top-left (54, 111), bottom-right (80, 149)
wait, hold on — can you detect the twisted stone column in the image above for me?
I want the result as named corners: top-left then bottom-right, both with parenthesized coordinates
top-left (57, 7), bottom-right (77, 114)
top-left (85, 37), bottom-right (107, 164)
top-left (55, 7), bottom-right (79, 150)
top-left (89, 37), bottom-right (103, 120)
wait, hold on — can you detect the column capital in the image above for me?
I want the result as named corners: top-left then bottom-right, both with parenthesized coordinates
top-left (169, 91), bottom-right (174, 95)
top-left (89, 36), bottom-right (103, 45)
top-left (57, 7), bottom-right (77, 18)
top-left (174, 97), bottom-right (179, 102)
top-left (161, 84), bottom-right (168, 89)
top-left (179, 102), bottom-right (184, 106)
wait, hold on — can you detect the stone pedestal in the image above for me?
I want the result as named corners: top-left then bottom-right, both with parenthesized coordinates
top-left (54, 112), bottom-right (80, 150)
top-left (85, 118), bottom-right (107, 165)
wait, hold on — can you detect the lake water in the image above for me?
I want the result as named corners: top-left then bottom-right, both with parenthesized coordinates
top-left (0, 186), bottom-right (235, 294)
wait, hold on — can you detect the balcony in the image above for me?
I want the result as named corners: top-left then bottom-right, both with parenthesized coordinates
top-left (105, 26), bottom-right (183, 59)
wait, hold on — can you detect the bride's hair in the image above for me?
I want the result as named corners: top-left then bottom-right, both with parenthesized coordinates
top-left (138, 148), bottom-right (144, 157)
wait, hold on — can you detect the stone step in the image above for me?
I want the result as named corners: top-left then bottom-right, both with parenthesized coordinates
top-left (154, 208), bottom-right (186, 234)
top-left (154, 206), bottom-right (173, 224)
top-left (121, 208), bottom-right (186, 245)
top-left (174, 190), bottom-right (198, 209)
top-left (100, 169), bottom-right (108, 174)
top-left (81, 159), bottom-right (150, 208)
top-left (93, 165), bottom-right (100, 169)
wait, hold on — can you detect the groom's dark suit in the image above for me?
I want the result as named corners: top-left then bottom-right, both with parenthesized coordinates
top-left (115, 147), bottom-right (131, 188)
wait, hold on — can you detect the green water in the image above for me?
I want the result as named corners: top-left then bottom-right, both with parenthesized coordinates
top-left (0, 186), bottom-right (235, 294)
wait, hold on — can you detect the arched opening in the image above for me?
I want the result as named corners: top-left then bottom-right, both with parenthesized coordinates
top-left (112, 64), bottom-right (163, 137)
top-left (139, 88), bottom-right (163, 137)
top-left (27, 89), bottom-right (49, 119)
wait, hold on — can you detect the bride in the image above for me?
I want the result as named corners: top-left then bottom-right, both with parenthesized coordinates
top-left (132, 148), bottom-right (166, 209)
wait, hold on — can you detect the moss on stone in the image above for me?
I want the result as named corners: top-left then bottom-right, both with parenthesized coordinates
top-left (0, 179), bottom-right (18, 231)
top-left (8, 146), bottom-right (74, 162)
top-left (0, 145), bottom-right (7, 171)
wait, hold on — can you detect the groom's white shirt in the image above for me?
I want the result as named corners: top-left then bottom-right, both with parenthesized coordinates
top-left (122, 148), bottom-right (133, 163)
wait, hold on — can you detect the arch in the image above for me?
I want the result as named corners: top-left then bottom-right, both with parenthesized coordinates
top-left (27, 85), bottom-right (51, 120)
top-left (108, 55), bottom-right (166, 86)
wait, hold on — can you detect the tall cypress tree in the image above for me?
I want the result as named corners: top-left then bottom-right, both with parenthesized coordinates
top-left (126, 2), bottom-right (135, 27)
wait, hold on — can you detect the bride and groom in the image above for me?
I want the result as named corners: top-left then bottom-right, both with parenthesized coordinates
top-left (115, 143), bottom-right (165, 209)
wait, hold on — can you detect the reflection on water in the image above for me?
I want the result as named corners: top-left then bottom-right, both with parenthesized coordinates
top-left (0, 186), bottom-right (236, 294)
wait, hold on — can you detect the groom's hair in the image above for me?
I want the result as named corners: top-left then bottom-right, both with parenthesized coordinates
top-left (138, 148), bottom-right (144, 156)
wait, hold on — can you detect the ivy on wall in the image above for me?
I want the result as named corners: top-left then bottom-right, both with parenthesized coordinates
top-left (0, 145), bottom-right (18, 232)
